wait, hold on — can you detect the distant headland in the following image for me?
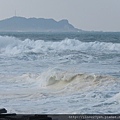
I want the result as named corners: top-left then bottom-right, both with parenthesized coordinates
top-left (0, 16), bottom-right (82, 32)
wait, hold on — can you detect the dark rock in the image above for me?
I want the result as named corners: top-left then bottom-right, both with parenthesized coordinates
top-left (0, 108), bottom-right (7, 114)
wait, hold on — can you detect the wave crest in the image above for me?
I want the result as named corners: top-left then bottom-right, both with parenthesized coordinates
top-left (0, 36), bottom-right (120, 56)
top-left (34, 69), bottom-right (117, 94)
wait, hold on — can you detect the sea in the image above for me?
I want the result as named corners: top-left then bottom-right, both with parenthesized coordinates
top-left (0, 32), bottom-right (120, 114)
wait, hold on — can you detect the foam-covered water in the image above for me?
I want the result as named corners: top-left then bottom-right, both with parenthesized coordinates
top-left (1, 35), bottom-right (120, 55)
top-left (0, 32), bottom-right (120, 113)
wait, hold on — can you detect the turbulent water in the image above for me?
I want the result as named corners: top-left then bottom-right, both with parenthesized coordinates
top-left (0, 32), bottom-right (120, 114)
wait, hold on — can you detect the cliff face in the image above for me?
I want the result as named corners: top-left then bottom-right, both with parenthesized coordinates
top-left (0, 16), bottom-right (81, 32)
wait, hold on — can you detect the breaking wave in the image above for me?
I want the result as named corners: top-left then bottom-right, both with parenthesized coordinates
top-left (0, 36), bottom-right (120, 56)
top-left (0, 69), bottom-right (120, 114)
top-left (36, 70), bottom-right (118, 93)
top-left (1, 69), bottom-right (118, 93)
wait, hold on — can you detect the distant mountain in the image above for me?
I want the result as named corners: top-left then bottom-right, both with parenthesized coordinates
top-left (0, 16), bottom-right (82, 32)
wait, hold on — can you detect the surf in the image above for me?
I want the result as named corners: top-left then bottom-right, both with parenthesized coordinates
top-left (0, 36), bottom-right (120, 57)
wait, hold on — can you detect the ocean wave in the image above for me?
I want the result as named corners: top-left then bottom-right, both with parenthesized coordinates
top-left (0, 70), bottom-right (120, 114)
top-left (36, 70), bottom-right (118, 93)
top-left (1, 69), bottom-right (118, 93)
top-left (0, 36), bottom-right (120, 56)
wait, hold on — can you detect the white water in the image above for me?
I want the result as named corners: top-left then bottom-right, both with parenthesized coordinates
top-left (0, 35), bottom-right (120, 113)
top-left (0, 70), bottom-right (120, 113)
top-left (0, 36), bottom-right (120, 56)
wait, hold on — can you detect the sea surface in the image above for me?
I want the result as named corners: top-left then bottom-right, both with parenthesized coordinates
top-left (0, 32), bottom-right (120, 114)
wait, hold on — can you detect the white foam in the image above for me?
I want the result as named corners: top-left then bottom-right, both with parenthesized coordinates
top-left (0, 36), bottom-right (120, 56)
top-left (0, 70), bottom-right (119, 114)
top-left (0, 69), bottom-right (117, 92)
top-left (106, 92), bottom-right (120, 103)
top-left (29, 69), bottom-right (118, 95)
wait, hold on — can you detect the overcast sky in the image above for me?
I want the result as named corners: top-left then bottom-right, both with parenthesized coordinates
top-left (0, 0), bottom-right (120, 31)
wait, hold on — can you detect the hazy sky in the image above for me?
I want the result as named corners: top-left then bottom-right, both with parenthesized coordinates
top-left (0, 0), bottom-right (120, 31)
